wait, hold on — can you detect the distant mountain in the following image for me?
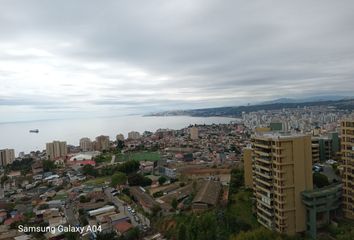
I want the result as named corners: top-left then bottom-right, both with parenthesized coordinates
top-left (260, 95), bottom-right (350, 105)
top-left (146, 97), bottom-right (354, 118)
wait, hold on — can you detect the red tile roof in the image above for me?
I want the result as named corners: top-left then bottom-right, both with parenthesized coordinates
top-left (115, 220), bottom-right (133, 234)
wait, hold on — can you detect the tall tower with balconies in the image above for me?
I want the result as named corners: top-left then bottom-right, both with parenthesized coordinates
top-left (340, 118), bottom-right (354, 219)
top-left (249, 132), bottom-right (313, 235)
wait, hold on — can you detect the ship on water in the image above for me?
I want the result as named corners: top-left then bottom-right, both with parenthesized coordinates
top-left (29, 129), bottom-right (39, 133)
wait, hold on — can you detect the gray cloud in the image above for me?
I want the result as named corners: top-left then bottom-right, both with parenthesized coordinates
top-left (0, 0), bottom-right (354, 121)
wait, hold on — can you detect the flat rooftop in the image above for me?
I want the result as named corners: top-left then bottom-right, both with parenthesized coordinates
top-left (253, 131), bottom-right (309, 140)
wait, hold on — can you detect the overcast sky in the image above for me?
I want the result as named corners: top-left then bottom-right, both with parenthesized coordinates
top-left (1, 0), bottom-right (354, 122)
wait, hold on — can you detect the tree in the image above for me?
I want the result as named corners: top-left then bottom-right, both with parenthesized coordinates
top-left (79, 195), bottom-right (91, 203)
top-left (177, 224), bottom-right (187, 240)
top-left (313, 172), bottom-right (330, 188)
top-left (229, 168), bottom-right (244, 195)
top-left (172, 198), bottom-right (178, 210)
top-left (151, 204), bottom-right (161, 217)
top-left (128, 173), bottom-right (152, 187)
top-left (116, 140), bottom-right (125, 150)
top-left (111, 172), bottom-right (127, 187)
top-left (96, 232), bottom-right (118, 240)
top-left (43, 160), bottom-right (56, 172)
top-left (125, 227), bottom-right (140, 240)
top-left (0, 175), bottom-right (9, 184)
top-left (231, 228), bottom-right (280, 240)
top-left (158, 176), bottom-right (167, 185)
top-left (82, 165), bottom-right (98, 177)
top-left (118, 160), bottom-right (140, 174)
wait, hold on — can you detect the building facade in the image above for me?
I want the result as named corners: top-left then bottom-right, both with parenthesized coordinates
top-left (340, 119), bottom-right (354, 219)
top-left (79, 137), bottom-right (93, 152)
top-left (116, 134), bottom-right (125, 142)
top-left (301, 184), bottom-right (342, 239)
top-left (128, 131), bottom-right (141, 140)
top-left (243, 147), bottom-right (253, 188)
top-left (246, 133), bottom-right (313, 235)
top-left (95, 135), bottom-right (110, 151)
top-left (190, 127), bottom-right (199, 140)
top-left (46, 141), bottom-right (67, 160)
top-left (0, 149), bottom-right (15, 166)
top-left (311, 137), bottom-right (320, 163)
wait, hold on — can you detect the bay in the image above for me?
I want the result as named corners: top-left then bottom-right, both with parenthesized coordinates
top-left (0, 115), bottom-right (237, 154)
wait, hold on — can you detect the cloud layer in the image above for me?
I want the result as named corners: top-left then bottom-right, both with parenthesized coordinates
top-left (1, 0), bottom-right (354, 121)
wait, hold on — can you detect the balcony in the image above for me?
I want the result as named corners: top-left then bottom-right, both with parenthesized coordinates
top-left (254, 150), bottom-right (271, 157)
top-left (255, 177), bottom-right (272, 187)
top-left (255, 157), bottom-right (272, 165)
top-left (256, 184), bottom-right (272, 194)
top-left (254, 142), bottom-right (271, 149)
top-left (255, 170), bottom-right (272, 179)
top-left (257, 205), bottom-right (274, 217)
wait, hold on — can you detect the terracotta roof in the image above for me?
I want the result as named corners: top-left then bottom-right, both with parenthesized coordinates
top-left (4, 214), bottom-right (24, 225)
top-left (115, 220), bottom-right (133, 233)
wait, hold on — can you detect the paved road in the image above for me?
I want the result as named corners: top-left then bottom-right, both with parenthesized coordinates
top-left (111, 155), bottom-right (116, 164)
top-left (104, 187), bottom-right (150, 227)
top-left (64, 200), bottom-right (80, 226)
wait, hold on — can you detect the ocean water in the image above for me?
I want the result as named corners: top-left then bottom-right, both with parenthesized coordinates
top-left (0, 115), bottom-right (237, 154)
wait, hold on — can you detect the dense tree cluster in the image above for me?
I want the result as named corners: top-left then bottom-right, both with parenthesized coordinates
top-left (313, 172), bottom-right (330, 188)
top-left (6, 158), bottom-right (33, 174)
top-left (128, 173), bottom-right (152, 187)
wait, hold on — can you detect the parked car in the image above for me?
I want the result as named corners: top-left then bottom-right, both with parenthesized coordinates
top-left (326, 159), bottom-right (337, 165)
top-left (313, 165), bottom-right (323, 172)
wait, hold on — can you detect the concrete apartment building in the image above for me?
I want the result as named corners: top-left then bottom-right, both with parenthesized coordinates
top-left (79, 137), bottom-right (93, 152)
top-left (46, 141), bottom-right (67, 160)
top-left (128, 131), bottom-right (141, 140)
top-left (0, 149), bottom-right (15, 166)
top-left (243, 147), bottom-right (253, 188)
top-left (95, 135), bottom-right (110, 151)
top-left (244, 132), bottom-right (313, 235)
top-left (116, 133), bottom-right (125, 141)
top-left (189, 126), bottom-right (199, 140)
top-left (311, 138), bottom-right (320, 163)
top-left (340, 118), bottom-right (354, 220)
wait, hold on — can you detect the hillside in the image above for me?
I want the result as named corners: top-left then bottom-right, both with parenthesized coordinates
top-left (147, 98), bottom-right (354, 117)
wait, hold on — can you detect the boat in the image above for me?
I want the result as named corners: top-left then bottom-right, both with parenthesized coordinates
top-left (29, 129), bottom-right (39, 133)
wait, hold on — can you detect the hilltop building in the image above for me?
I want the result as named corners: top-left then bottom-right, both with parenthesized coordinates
top-left (190, 127), bottom-right (199, 140)
top-left (116, 134), bottom-right (125, 141)
top-left (46, 141), bottom-right (67, 160)
top-left (340, 118), bottom-right (354, 220)
top-left (128, 131), bottom-right (141, 140)
top-left (244, 132), bottom-right (313, 235)
top-left (95, 135), bottom-right (110, 151)
top-left (79, 137), bottom-right (93, 152)
top-left (0, 149), bottom-right (15, 166)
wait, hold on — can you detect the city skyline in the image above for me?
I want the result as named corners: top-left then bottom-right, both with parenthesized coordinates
top-left (1, 0), bottom-right (354, 122)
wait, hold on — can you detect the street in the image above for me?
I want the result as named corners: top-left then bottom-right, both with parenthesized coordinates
top-left (104, 187), bottom-right (150, 228)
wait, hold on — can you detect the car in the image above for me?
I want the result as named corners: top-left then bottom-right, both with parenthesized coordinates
top-left (127, 206), bottom-right (132, 211)
top-left (112, 192), bottom-right (119, 196)
top-left (313, 165), bottom-right (323, 172)
top-left (142, 225), bottom-right (149, 232)
top-left (131, 209), bottom-right (136, 214)
top-left (326, 159), bottom-right (337, 165)
top-left (111, 189), bottom-right (118, 194)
